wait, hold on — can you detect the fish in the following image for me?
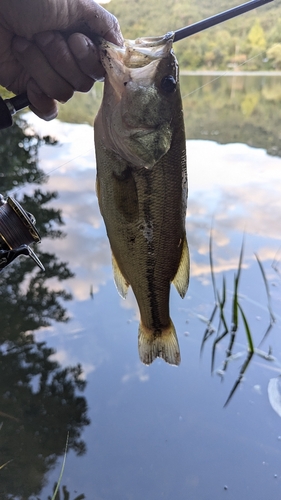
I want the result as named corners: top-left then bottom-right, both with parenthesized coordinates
top-left (94, 32), bottom-right (189, 366)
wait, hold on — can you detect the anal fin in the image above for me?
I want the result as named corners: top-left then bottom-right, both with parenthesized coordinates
top-left (112, 252), bottom-right (130, 299)
top-left (172, 235), bottom-right (190, 298)
top-left (138, 320), bottom-right (181, 366)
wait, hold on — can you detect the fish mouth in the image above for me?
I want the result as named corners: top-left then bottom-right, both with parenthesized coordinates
top-left (98, 32), bottom-right (175, 69)
top-left (133, 32), bottom-right (175, 46)
top-left (97, 32), bottom-right (176, 169)
top-left (128, 32), bottom-right (175, 52)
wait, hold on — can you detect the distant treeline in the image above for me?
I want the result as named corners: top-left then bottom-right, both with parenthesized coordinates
top-left (108, 0), bottom-right (281, 70)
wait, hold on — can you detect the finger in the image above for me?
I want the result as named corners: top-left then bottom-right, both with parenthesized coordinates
top-left (12, 36), bottom-right (74, 103)
top-left (99, 13), bottom-right (124, 46)
top-left (35, 31), bottom-right (94, 92)
top-left (69, 2), bottom-right (123, 47)
top-left (27, 79), bottom-right (58, 121)
top-left (67, 33), bottom-right (104, 81)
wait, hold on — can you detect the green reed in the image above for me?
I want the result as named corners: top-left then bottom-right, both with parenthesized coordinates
top-left (201, 231), bottom-right (275, 406)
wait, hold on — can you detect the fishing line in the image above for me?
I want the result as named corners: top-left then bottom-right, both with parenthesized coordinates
top-left (32, 50), bottom-right (267, 183)
top-left (181, 50), bottom-right (265, 100)
top-left (34, 50), bottom-right (266, 187)
top-left (12, 145), bottom-right (94, 198)
top-left (12, 46), bottom-right (271, 195)
top-left (38, 146), bottom-right (94, 178)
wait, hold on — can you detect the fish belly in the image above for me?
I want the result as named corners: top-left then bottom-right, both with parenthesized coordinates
top-left (95, 121), bottom-right (189, 365)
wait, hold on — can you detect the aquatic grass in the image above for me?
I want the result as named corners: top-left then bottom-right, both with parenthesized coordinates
top-left (272, 246), bottom-right (281, 278)
top-left (0, 409), bottom-right (20, 422)
top-left (209, 226), bottom-right (217, 303)
top-left (255, 252), bottom-right (276, 345)
top-left (223, 303), bottom-right (255, 406)
top-left (48, 485), bottom-right (85, 500)
top-left (238, 303), bottom-right (254, 354)
top-left (221, 240), bottom-right (245, 373)
top-left (45, 433), bottom-right (88, 499)
top-left (0, 423), bottom-right (13, 471)
top-left (223, 351), bottom-right (254, 407)
top-left (201, 232), bottom-right (275, 405)
top-left (210, 277), bottom-right (229, 372)
top-left (48, 432), bottom-right (69, 500)
top-left (0, 459), bottom-right (13, 471)
top-left (232, 235), bottom-right (244, 332)
top-left (200, 229), bottom-right (219, 353)
top-left (200, 304), bottom-right (217, 355)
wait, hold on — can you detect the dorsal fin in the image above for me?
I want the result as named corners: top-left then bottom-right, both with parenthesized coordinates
top-left (172, 235), bottom-right (190, 298)
top-left (112, 252), bottom-right (130, 299)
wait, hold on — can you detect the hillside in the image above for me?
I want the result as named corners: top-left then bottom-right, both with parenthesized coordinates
top-left (107, 0), bottom-right (281, 70)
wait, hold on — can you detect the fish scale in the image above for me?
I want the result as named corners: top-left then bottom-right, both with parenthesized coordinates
top-left (94, 34), bottom-right (189, 365)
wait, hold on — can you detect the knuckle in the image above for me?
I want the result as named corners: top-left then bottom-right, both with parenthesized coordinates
top-left (51, 85), bottom-right (73, 103)
top-left (102, 14), bottom-right (122, 43)
top-left (75, 79), bottom-right (94, 93)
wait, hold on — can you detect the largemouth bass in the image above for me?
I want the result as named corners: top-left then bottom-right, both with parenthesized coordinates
top-left (94, 33), bottom-right (189, 365)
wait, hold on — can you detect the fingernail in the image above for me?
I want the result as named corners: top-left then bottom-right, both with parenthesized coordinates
top-left (114, 33), bottom-right (124, 47)
top-left (34, 107), bottom-right (58, 121)
top-left (72, 36), bottom-right (93, 60)
top-left (45, 108), bottom-right (58, 121)
top-left (35, 31), bottom-right (55, 47)
top-left (13, 37), bottom-right (30, 53)
top-left (30, 102), bottom-right (58, 121)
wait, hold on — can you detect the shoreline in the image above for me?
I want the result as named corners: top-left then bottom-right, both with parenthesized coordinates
top-left (180, 70), bottom-right (281, 76)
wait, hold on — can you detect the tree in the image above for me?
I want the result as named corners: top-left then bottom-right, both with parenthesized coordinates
top-left (0, 120), bottom-right (90, 499)
top-left (267, 44), bottom-right (281, 69)
top-left (247, 20), bottom-right (266, 50)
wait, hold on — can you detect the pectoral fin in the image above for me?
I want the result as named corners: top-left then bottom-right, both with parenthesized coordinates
top-left (112, 252), bottom-right (130, 299)
top-left (138, 320), bottom-right (181, 366)
top-left (172, 235), bottom-right (190, 298)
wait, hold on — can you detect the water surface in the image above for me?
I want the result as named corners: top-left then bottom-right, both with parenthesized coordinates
top-left (1, 76), bottom-right (281, 500)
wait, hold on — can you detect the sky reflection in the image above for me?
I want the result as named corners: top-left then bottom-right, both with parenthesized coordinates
top-left (26, 114), bottom-right (281, 293)
top-left (20, 112), bottom-right (281, 500)
top-left (26, 114), bottom-right (281, 364)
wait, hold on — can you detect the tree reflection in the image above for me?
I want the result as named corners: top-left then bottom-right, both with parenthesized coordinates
top-left (58, 75), bottom-right (281, 158)
top-left (181, 75), bottom-right (281, 157)
top-left (0, 120), bottom-right (89, 499)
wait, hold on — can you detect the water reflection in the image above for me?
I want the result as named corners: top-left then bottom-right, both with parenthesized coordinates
top-left (2, 78), bottom-right (281, 498)
top-left (47, 485), bottom-right (85, 500)
top-left (181, 74), bottom-right (281, 157)
top-left (0, 120), bottom-right (89, 499)
top-left (25, 113), bottom-right (281, 377)
top-left (58, 75), bottom-right (281, 157)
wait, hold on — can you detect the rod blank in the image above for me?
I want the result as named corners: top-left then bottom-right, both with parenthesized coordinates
top-left (174, 0), bottom-right (274, 42)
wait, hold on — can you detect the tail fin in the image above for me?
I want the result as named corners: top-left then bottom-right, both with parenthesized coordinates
top-left (138, 320), bottom-right (181, 366)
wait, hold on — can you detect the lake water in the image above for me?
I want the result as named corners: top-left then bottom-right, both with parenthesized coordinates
top-left (1, 75), bottom-right (281, 500)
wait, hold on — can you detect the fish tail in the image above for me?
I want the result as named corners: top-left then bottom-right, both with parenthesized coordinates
top-left (138, 320), bottom-right (181, 366)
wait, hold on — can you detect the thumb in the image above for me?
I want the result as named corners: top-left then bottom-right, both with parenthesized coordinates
top-left (67, 0), bottom-right (123, 46)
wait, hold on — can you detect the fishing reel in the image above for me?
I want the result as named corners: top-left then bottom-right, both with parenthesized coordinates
top-left (0, 194), bottom-right (44, 273)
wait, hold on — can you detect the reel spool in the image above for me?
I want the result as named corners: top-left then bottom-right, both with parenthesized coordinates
top-left (0, 195), bottom-right (44, 273)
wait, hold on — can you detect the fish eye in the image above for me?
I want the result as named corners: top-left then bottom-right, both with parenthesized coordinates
top-left (161, 75), bottom-right (177, 93)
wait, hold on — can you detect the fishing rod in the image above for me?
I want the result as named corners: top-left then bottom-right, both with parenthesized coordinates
top-left (0, 0), bottom-right (274, 130)
top-left (174, 0), bottom-right (274, 42)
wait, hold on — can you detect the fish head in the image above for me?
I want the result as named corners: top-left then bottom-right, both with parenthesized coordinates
top-left (96, 33), bottom-right (181, 169)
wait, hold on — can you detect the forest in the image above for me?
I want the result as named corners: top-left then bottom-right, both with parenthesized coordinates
top-left (108, 0), bottom-right (281, 70)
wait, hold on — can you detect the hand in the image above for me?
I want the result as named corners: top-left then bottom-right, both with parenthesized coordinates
top-left (0, 0), bottom-right (123, 120)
